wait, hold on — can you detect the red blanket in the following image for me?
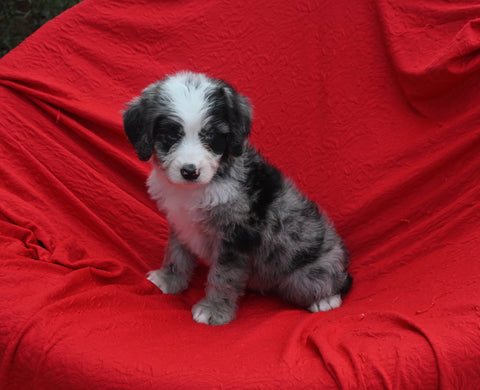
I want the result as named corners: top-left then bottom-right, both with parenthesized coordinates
top-left (1, 0), bottom-right (479, 388)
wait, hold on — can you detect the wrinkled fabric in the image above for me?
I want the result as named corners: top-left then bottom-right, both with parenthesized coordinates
top-left (0, 0), bottom-right (479, 389)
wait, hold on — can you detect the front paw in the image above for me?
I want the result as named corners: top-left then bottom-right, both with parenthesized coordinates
top-left (192, 298), bottom-right (236, 326)
top-left (146, 268), bottom-right (188, 294)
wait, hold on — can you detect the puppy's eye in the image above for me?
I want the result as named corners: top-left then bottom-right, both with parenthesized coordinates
top-left (161, 130), bottom-right (181, 150)
top-left (202, 130), bottom-right (226, 155)
top-left (165, 132), bottom-right (179, 143)
top-left (154, 118), bottom-right (183, 152)
top-left (203, 132), bottom-right (215, 143)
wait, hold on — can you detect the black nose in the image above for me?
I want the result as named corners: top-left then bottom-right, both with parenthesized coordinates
top-left (180, 164), bottom-right (200, 181)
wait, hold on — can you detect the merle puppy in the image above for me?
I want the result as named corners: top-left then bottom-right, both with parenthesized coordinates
top-left (123, 71), bottom-right (352, 325)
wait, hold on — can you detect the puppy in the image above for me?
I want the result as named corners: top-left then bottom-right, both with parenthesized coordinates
top-left (123, 71), bottom-right (352, 325)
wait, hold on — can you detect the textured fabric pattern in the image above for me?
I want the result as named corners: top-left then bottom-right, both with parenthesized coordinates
top-left (1, 0), bottom-right (479, 388)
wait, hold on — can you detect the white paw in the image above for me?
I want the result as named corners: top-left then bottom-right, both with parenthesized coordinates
top-left (191, 299), bottom-right (235, 326)
top-left (146, 269), bottom-right (169, 294)
top-left (192, 304), bottom-right (211, 325)
top-left (308, 294), bottom-right (342, 313)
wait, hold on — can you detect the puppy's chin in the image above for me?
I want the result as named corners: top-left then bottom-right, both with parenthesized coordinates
top-left (170, 178), bottom-right (207, 188)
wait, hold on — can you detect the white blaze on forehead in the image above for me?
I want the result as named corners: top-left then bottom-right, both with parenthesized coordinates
top-left (158, 72), bottom-right (222, 186)
top-left (162, 72), bottom-right (215, 135)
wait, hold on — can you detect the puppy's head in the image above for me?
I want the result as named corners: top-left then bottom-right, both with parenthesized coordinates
top-left (123, 71), bottom-right (252, 185)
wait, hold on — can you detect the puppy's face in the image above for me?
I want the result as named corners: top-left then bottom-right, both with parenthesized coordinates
top-left (123, 72), bottom-right (252, 186)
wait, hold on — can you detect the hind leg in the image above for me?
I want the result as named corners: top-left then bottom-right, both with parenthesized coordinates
top-left (278, 266), bottom-right (350, 312)
top-left (308, 294), bottom-right (342, 312)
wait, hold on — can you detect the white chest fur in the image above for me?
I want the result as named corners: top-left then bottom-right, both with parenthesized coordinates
top-left (146, 168), bottom-right (231, 263)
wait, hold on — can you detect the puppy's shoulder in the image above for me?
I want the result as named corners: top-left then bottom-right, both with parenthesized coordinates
top-left (242, 147), bottom-right (285, 219)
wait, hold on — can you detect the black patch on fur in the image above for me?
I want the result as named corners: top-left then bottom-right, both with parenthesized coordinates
top-left (207, 82), bottom-right (251, 157)
top-left (218, 241), bottom-right (251, 267)
top-left (123, 98), bottom-right (154, 161)
top-left (246, 160), bottom-right (283, 221)
top-left (340, 273), bottom-right (353, 297)
top-left (265, 245), bottom-right (285, 269)
top-left (224, 224), bottom-right (261, 254)
top-left (289, 236), bottom-right (325, 272)
top-left (200, 128), bottom-right (227, 155)
top-left (302, 201), bottom-right (322, 219)
top-left (289, 231), bottom-right (301, 242)
top-left (213, 157), bottom-right (234, 179)
top-left (154, 116), bottom-right (184, 153)
top-left (271, 217), bottom-right (283, 234)
top-left (308, 266), bottom-right (328, 280)
top-left (207, 88), bottom-right (230, 126)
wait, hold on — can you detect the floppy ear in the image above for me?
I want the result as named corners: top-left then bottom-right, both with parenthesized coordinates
top-left (222, 85), bottom-right (253, 157)
top-left (123, 97), bottom-right (154, 161)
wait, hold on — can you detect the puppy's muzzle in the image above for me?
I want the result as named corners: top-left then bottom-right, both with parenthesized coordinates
top-left (180, 164), bottom-right (200, 181)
